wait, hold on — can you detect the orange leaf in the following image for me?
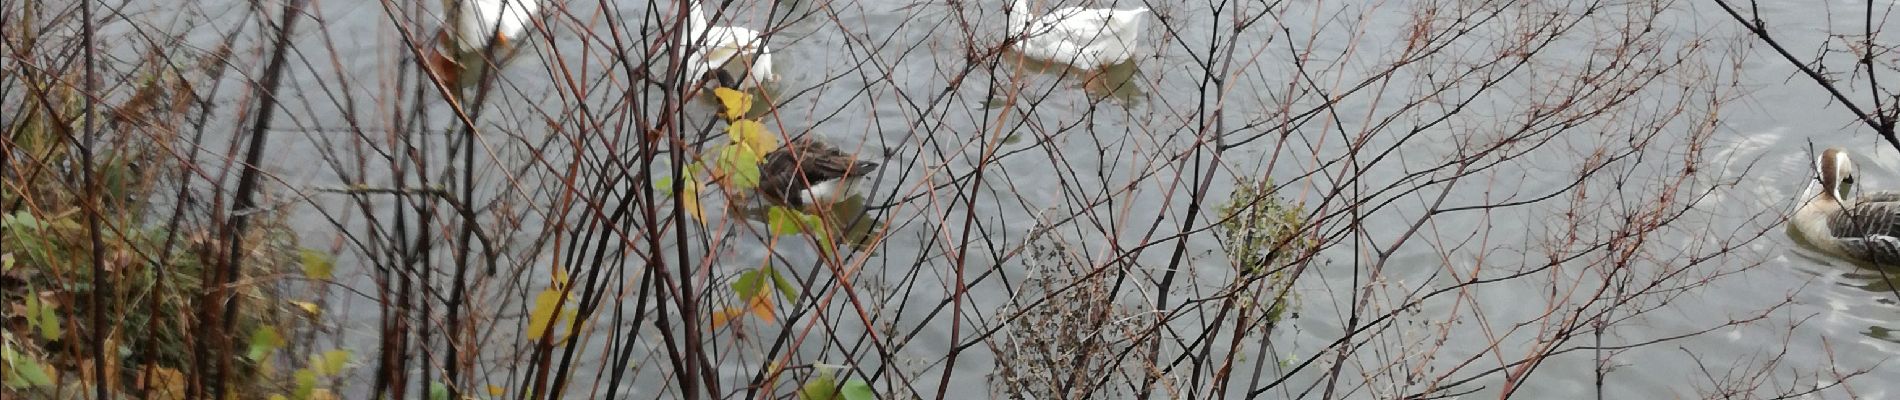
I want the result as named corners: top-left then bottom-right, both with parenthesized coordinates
top-left (744, 292), bottom-right (776, 322)
top-left (710, 307), bottom-right (747, 330)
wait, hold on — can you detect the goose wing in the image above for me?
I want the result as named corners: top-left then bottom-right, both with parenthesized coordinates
top-left (1828, 199), bottom-right (1900, 264)
top-left (760, 141), bottom-right (876, 205)
top-left (1039, 8), bottom-right (1118, 43)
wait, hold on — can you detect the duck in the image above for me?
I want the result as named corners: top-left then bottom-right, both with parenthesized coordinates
top-left (679, 0), bottom-right (778, 90)
top-left (1791, 147), bottom-right (1900, 265)
top-left (1004, 0), bottom-right (1149, 70)
top-left (759, 139), bottom-right (880, 208)
top-left (427, 0), bottom-right (543, 88)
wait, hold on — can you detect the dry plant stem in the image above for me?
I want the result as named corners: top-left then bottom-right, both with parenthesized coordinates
top-left (197, 0), bottom-right (307, 397)
top-left (1708, 0), bottom-right (1900, 150)
top-left (77, 0), bottom-right (109, 398)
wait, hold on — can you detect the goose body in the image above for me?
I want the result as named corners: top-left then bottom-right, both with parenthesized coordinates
top-left (429, 0), bottom-right (542, 86)
top-left (446, 0), bottom-right (540, 52)
top-left (759, 139), bottom-right (879, 208)
top-left (1005, 0), bottom-right (1149, 70)
top-left (1792, 148), bottom-right (1900, 264)
top-left (681, 1), bottom-right (778, 90)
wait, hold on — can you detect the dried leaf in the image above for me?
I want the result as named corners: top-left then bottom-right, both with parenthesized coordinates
top-left (144, 367), bottom-right (188, 400)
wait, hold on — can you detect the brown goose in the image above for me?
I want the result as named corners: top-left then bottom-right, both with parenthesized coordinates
top-left (1791, 147), bottom-right (1900, 264)
top-left (759, 139), bottom-right (879, 208)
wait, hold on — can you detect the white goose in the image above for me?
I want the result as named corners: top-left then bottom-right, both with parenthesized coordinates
top-left (429, 0), bottom-right (543, 86)
top-left (1004, 0), bottom-right (1149, 70)
top-left (1791, 147), bottom-right (1900, 264)
top-left (680, 0), bottom-right (778, 90)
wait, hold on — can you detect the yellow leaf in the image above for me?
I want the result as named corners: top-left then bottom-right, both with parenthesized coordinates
top-left (315, 350), bottom-right (351, 376)
top-left (300, 249), bottom-right (334, 280)
top-left (487, 385), bottom-right (506, 397)
top-left (713, 88), bottom-right (753, 120)
top-left (293, 369), bottom-right (316, 399)
top-left (726, 120), bottom-right (778, 154)
top-left (678, 180), bottom-right (705, 222)
top-left (291, 301), bottom-right (322, 316)
top-left (527, 288), bottom-right (564, 340)
top-left (551, 268), bottom-right (569, 290)
top-left (309, 389), bottom-right (341, 400)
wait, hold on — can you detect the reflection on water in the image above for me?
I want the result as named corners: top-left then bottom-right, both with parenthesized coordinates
top-left (999, 50), bottom-right (1145, 104)
top-left (1869, 325), bottom-right (1900, 344)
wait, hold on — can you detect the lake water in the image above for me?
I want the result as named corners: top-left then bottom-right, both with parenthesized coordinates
top-left (126, 0), bottom-right (1900, 397)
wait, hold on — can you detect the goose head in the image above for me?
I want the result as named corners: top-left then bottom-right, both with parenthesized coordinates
top-left (1816, 147), bottom-right (1859, 209)
top-left (1108, 7), bottom-right (1150, 33)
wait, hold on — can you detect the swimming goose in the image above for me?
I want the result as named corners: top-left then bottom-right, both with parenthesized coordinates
top-left (1004, 0), bottom-right (1149, 70)
top-left (759, 139), bottom-right (879, 208)
top-left (427, 0), bottom-right (543, 87)
top-left (680, 0), bottom-right (778, 90)
top-left (1791, 148), bottom-right (1900, 264)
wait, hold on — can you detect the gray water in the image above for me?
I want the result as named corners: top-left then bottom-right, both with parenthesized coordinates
top-left (131, 0), bottom-right (1900, 397)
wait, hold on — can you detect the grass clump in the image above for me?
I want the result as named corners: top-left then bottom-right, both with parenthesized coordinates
top-left (1213, 176), bottom-right (1310, 329)
top-left (3, 50), bottom-right (316, 399)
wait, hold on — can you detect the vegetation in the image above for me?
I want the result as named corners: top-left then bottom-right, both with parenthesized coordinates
top-left (10, 0), bottom-right (1900, 398)
top-left (2, 22), bottom-right (325, 400)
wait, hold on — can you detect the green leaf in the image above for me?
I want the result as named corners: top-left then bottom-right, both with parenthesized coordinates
top-left (655, 176), bottom-right (676, 196)
top-left (716, 144), bottom-right (763, 189)
top-left (2, 253), bottom-right (13, 271)
top-left (840, 378), bottom-right (873, 400)
top-left (2, 211), bottom-right (44, 231)
top-left (727, 120), bottom-right (779, 154)
top-left (767, 207), bottom-right (813, 236)
top-left (731, 269), bottom-right (766, 299)
top-left (429, 381), bottom-right (450, 400)
top-left (765, 266), bottom-right (799, 300)
top-left (2, 346), bottom-right (54, 389)
top-left (798, 368), bottom-right (839, 400)
top-left (811, 223), bottom-right (838, 256)
top-left (293, 369), bottom-right (317, 400)
top-left (25, 293), bottom-right (59, 341)
top-left (248, 326), bottom-right (285, 361)
top-left (315, 350), bottom-right (351, 376)
top-left (300, 249), bottom-right (334, 280)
